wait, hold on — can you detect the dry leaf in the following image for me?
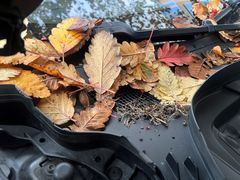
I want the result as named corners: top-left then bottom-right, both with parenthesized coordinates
top-left (67, 18), bottom-right (103, 32)
top-left (120, 70), bottom-right (135, 86)
top-left (25, 38), bottom-right (61, 61)
top-left (130, 80), bottom-right (157, 92)
top-left (40, 75), bottom-right (61, 91)
top-left (158, 42), bottom-right (193, 66)
top-left (188, 60), bottom-right (211, 79)
top-left (209, 20), bottom-right (240, 43)
top-left (230, 47), bottom-right (240, 54)
top-left (49, 17), bottom-right (91, 56)
top-left (38, 91), bottom-right (75, 125)
top-left (120, 41), bottom-right (155, 67)
top-left (121, 41), bottom-right (142, 67)
top-left (212, 45), bottom-right (224, 57)
top-left (70, 100), bottom-right (114, 132)
top-left (192, 3), bottom-right (208, 20)
top-left (150, 63), bottom-right (204, 104)
top-left (29, 59), bottom-right (85, 86)
top-left (0, 52), bottom-right (44, 65)
top-left (175, 66), bottom-right (191, 77)
top-left (172, 17), bottom-right (198, 28)
top-left (84, 31), bottom-right (122, 94)
top-left (0, 67), bottom-right (22, 81)
top-left (133, 63), bottom-right (159, 83)
top-left (79, 90), bottom-right (90, 108)
top-left (0, 70), bottom-right (50, 98)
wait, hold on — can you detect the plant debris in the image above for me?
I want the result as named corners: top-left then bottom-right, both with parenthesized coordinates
top-left (116, 95), bottom-right (188, 127)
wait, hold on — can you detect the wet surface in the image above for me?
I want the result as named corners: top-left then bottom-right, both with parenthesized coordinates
top-left (28, 0), bottom-right (191, 35)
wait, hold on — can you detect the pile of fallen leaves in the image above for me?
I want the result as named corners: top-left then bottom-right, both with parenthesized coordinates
top-left (1, 9), bottom-right (240, 132)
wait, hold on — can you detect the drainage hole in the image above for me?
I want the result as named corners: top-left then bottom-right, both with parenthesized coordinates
top-left (39, 138), bottom-right (46, 143)
top-left (94, 156), bottom-right (102, 163)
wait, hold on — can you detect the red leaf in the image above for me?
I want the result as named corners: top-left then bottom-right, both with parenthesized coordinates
top-left (157, 42), bottom-right (193, 66)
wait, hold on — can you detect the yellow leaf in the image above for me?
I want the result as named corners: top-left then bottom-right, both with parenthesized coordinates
top-left (49, 17), bottom-right (89, 55)
top-left (84, 31), bottom-right (122, 94)
top-left (38, 91), bottom-right (75, 125)
top-left (25, 38), bottom-right (61, 61)
top-left (150, 63), bottom-right (204, 104)
top-left (0, 70), bottom-right (50, 98)
top-left (230, 47), bottom-right (240, 54)
top-left (0, 67), bottom-right (22, 81)
top-left (206, 0), bottom-right (221, 11)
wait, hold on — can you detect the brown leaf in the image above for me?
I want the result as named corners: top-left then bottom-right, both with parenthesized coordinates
top-left (38, 91), bottom-right (75, 125)
top-left (120, 41), bottom-right (144, 67)
top-left (209, 20), bottom-right (240, 43)
top-left (79, 90), bottom-right (90, 108)
top-left (0, 67), bottom-right (22, 81)
top-left (129, 80), bottom-right (157, 92)
top-left (25, 38), bottom-right (61, 61)
top-left (84, 31), bottom-right (122, 94)
top-left (172, 17), bottom-right (198, 28)
top-left (158, 42), bottom-right (193, 66)
top-left (40, 75), bottom-right (61, 91)
top-left (0, 70), bottom-right (50, 98)
top-left (120, 70), bottom-right (135, 86)
top-left (70, 100), bottom-right (114, 132)
top-left (67, 18), bottom-right (103, 32)
top-left (188, 60), bottom-right (211, 79)
top-left (175, 66), bottom-right (191, 77)
top-left (120, 41), bottom-right (155, 67)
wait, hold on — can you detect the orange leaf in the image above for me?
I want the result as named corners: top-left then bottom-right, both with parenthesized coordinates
top-left (29, 59), bottom-right (85, 86)
top-left (0, 70), bottom-right (50, 98)
top-left (212, 45), bottom-right (224, 57)
top-left (192, 3), bottom-right (208, 20)
top-left (49, 17), bottom-right (96, 56)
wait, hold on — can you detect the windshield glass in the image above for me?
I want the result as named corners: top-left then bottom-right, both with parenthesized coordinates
top-left (28, 0), bottom-right (199, 34)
